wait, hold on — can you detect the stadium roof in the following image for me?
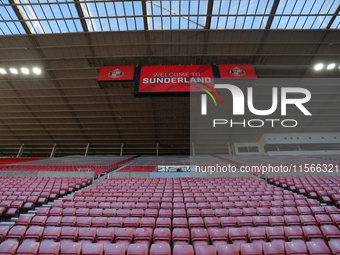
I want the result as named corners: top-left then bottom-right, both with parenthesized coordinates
top-left (1, 0), bottom-right (340, 35)
top-left (0, 0), bottom-right (340, 156)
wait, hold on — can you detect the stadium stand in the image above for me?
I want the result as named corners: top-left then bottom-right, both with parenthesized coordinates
top-left (0, 176), bottom-right (339, 254)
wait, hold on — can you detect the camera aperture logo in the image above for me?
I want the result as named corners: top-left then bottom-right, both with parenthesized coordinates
top-left (199, 84), bottom-right (312, 128)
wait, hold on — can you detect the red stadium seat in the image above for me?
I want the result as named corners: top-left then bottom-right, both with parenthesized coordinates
top-left (115, 228), bottom-right (134, 250)
top-left (306, 241), bottom-right (331, 255)
top-left (78, 227), bottom-right (96, 244)
top-left (240, 243), bottom-right (262, 255)
top-left (104, 244), bottom-right (126, 255)
top-left (329, 240), bottom-right (340, 255)
top-left (217, 244), bottom-right (239, 255)
top-left (16, 241), bottom-right (40, 255)
top-left (6, 226), bottom-right (27, 241)
top-left (284, 226), bottom-right (304, 242)
top-left (285, 241), bottom-right (308, 255)
top-left (60, 242), bottom-right (82, 255)
top-left (172, 228), bottom-right (190, 246)
top-left (153, 228), bottom-right (171, 245)
top-left (82, 243), bottom-right (104, 255)
top-left (321, 225), bottom-right (340, 240)
top-left (0, 240), bottom-right (19, 255)
top-left (42, 226), bottom-right (61, 241)
top-left (38, 241), bottom-right (60, 255)
top-left (149, 243), bottom-right (171, 255)
top-left (23, 226), bottom-right (43, 242)
top-left (263, 242), bottom-right (285, 255)
top-left (60, 227), bottom-right (79, 242)
top-left (195, 245), bottom-right (216, 255)
top-left (209, 228), bottom-right (228, 250)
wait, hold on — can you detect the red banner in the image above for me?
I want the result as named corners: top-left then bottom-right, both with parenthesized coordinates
top-left (97, 66), bottom-right (135, 82)
top-left (218, 64), bottom-right (257, 79)
top-left (139, 65), bottom-right (215, 92)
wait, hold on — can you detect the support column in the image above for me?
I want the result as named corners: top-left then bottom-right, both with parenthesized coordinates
top-left (50, 144), bottom-right (57, 158)
top-left (192, 142), bottom-right (195, 156)
top-left (120, 143), bottom-right (124, 156)
top-left (85, 143), bottom-right (90, 156)
top-left (16, 144), bottom-right (25, 158)
top-left (227, 143), bottom-right (231, 155)
top-left (156, 143), bottom-right (159, 156)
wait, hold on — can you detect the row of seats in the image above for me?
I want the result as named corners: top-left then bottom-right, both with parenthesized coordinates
top-left (11, 214), bottom-right (340, 228)
top-left (0, 157), bottom-right (46, 165)
top-left (0, 177), bottom-right (91, 219)
top-left (1, 230), bottom-right (340, 254)
top-left (268, 176), bottom-right (340, 203)
top-left (31, 207), bottom-right (340, 219)
top-left (0, 157), bottom-right (136, 177)
top-left (36, 205), bottom-right (340, 217)
top-left (117, 166), bottom-right (156, 172)
top-left (3, 225), bottom-right (340, 244)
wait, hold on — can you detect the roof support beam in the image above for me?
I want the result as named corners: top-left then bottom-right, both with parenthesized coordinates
top-left (85, 143), bottom-right (90, 156)
top-left (74, 0), bottom-right (89, 32)
top-left (326, 3), bottom-right (340, 29)
top-left (205, 0), bottom-right (214, 29)
top-left (50, 143), bottom-right (57, 158)
top-left (265, 0), bottom-right (280, 29)
top-left (16, 144), bottom-right (25, 158)
top-left (142, 0), bottom-right (148, 30)
top-left (8, 0), bottom-right (31, 34)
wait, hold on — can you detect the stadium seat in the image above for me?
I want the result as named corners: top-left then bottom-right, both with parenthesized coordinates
top-left (262, 242), bottom-right (285, 255)
top-left (217, 244), bottom-right (239, 255)
top-left (82, 243), bottom-right (104, 255)
top-left (104, 244), bottom-right (126, 255)
top-left (172, 228), bottom-right (190, 246)
top-left (77, 217), bottom-right (92, 227)
top-left (328, 240), bottom-right (340, 255)
top-left (60, 226), bottom-right (79, 243)
top-left (78, 227), bottom-right (97, 244)
top-left (46, 216), bottom-right (62, 226)
top-left (306, 241), bottom-right (331, 255)
top-left (240, 243), bottom-right (262, 255)
top-left (153, 228), bottom-right (170, 245)
top-left (195, 245), bottom-right (216, 255)
top-left (60, 242), bottom-right (82, 255)
top-left (23, 226), bottom-right (44, 242)
top-left (6, 226), bottom-right (27, 241)
top-left (133, 227), bottom-right (152, 247)
top-left (228, 228), bottom-right (248, 250)
top-left (173, 244), bottom-right (194, 255)
top-left (38, 241), bottom-right (60, 255)
top-left (0, 240), bottom-right (19, 255)
top-left (149, 243), bottom-right (171, 255)
top-left (42, 226), bottom-right (61, 241)
top-left (321, 225), bottom-right (340, 240)
top-left (126, 244), bottom-right (148, 255)
top-left (302, 226), bottom-right (324, 242)
top-left (284, 226), bottom-right (304, 242)
top-left (115, 228), bottom-right (134, 250)
top-left (16, 241), bottom-right (40, 255)
top-left (209, 228), bottom-right (228, 250)
top-left (30, 216), bottom-right (47, 226)
top-left (285, 241), bottom-right (308, 255)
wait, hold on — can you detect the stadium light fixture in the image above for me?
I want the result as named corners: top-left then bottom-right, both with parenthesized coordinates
top-left (33, 67), bottom-right (41, 74)
top-left (314, 64), bottom-right (323, 70)
top-left (327, 63), bottom-right (336, 70)
top-left (21, 67), bottom-right (29, 74)
top-left (10, 68), bottom-right (18, 74)
top-left (0, 68), bottom-right (6, 74)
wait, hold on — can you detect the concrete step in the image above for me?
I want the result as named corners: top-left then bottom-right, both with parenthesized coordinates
top-left (0, 222), bottom-right (14, 227)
